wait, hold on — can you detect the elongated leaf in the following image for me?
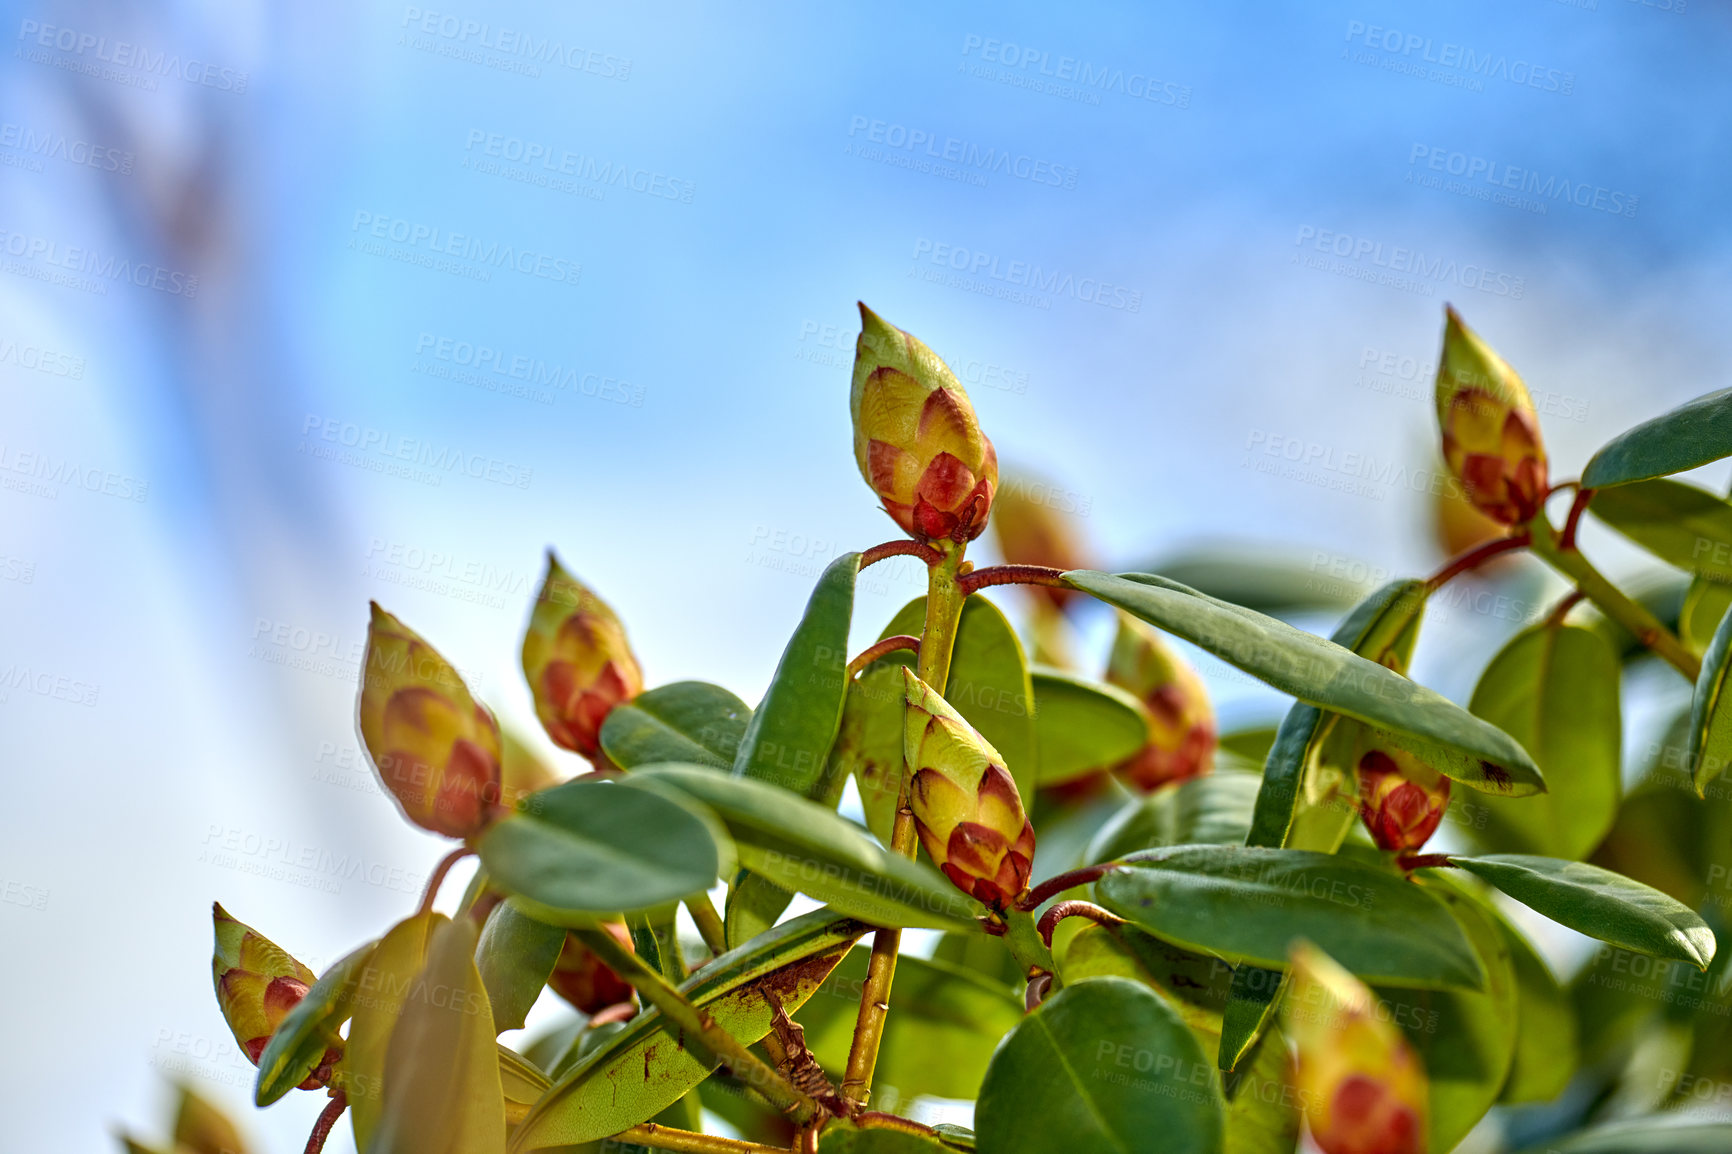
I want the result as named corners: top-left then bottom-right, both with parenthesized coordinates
top-left (1029, 667), bottom-right (1151, 785)
top-left (600, 681), bottom-right (752, 770)
top-left (1681, 575), bottom-right (1732, 654)
top-left (345, 912), bottom-right (439, 1148)
top-left (1581, 389), bottom-right (1732, 490)
top-left (1513, 1120), bottom-right (1732, 1154)
top-left (1492, 911), bottom-right (1577, 1104)
top-left (1448, 855), bottom-right (1716, 968)
top-left (477, 779), bottom-right (720, 919)
top-left (1689, 603), bottom-right (1732, 795)
top-left (1096, 846), bottom-right (1485, 990)
top-left (1069, 571), bottom-right (1542, 795)
top-left (976, 976), bottom-right (1225, 1154)
top-left (832, 652), bottom-right (915, 844)
top-left (734, 552), bottom-right (859, 799)
top-left (1140, 545), bottom-right (1366, 614)
top-left (624, 765), bottom-right (982, 931)
top-left (1469, 623), bottom-right (1622, 859)
top-left (723, 869), bottom-right (794, 950)
top-left (1589, 478), bottom-right (1732, 584)
top-left (476, 901), bottom-right (566, 1033)
top-left (511, 909), bottom-right (863, 1148)
top-left (628, 903), bottom-right (685, 981)
top-left (498, 1043), bottom-right (551, 1111)
top-left (373, 917), bottom-right (506, 1154)
top-left (255, 940), bottom-right (374, 1105)
top-left (1088, 771), bottom-right (1261, 863)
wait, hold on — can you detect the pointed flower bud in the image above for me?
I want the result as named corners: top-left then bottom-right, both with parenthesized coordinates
top-left (1435, 307), bottom-right (1547, 526)
top-left (211, 903), bottom-right (334, 1087)
top-left (851, 303), bottom-right (998, 544)
top-left (548, 923), bottom-right (636, 1015)
top-left (991, 471), bottom-right (1091, 610)
top-left (1105, 616), bottom-right (1216, 791)
top-left (521, 553), bottom-right (643, 759)
top-left (902, 669), bottom-right (1035, 909)
top-left (1355, 745), bottom-right (1451, 853)
top-left (359, 603), bottom-right (504, 838)
top-left (1282, 942), bottom-right (1428, 1154)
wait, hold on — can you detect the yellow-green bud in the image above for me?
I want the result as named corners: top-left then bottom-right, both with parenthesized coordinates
top-left (1282, 942), bottom-right (1428, 1154)
top-left (902, 669), bottom-right (1035, 909)
top-left (210, 903), bottom-right (332, 1087)
top-left (851, 303), bottom-right (998, 544)
top-left (520, 552), bottom-right (643, 759)
top-left (1105, 616), bottom-right (1216, 791)
top-left (1436, 307), bottom-right (1547, 526)
top-left (359, 603), bottom-right (504, 838)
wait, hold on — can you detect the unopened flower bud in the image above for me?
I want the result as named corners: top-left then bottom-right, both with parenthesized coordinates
top-left (1105, 616), bottom-right (1216, 791)
top-left (1436, 307), bottom-right (1547, 526)
top-left (851, 303), bottom-right (998, 544)
top-left (1283, 942), bottom-right (1427, 1154)
top-left (211, 903), bottom-right (335, 1087)
top-left (548, 923), bottom-right (636, 1015)
top-left (521, 552), bottom-right (643, 759)
top-left (991, 471), bottom-right (1091, 610)
top-left (1356, 746), bottom-right (1451, 853)
top-left (359, 603), bottom-right (504, 838)
top-left (903, 669), bottom-right (1035, 909)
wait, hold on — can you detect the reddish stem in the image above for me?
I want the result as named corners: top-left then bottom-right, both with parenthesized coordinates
top-left (303, 1091), bottom-right (347, 1154)
top-left (1545, 589), bottom-right (1587, 629)
top-left (860, 540), bottom-right (942, 570)
top-left (1017, 863), bottom-right (1117, 911)
top-left (417, 847), bottom-right (475, 918)
top-left (1423, 532), bottom-right (1530, 593)
top-left (1024, 970), bottom-right (1054, 1012)
top-left (958, 564), bottom-right (1070, 597)
top-left (1560, 487), bottom-right (1595, 551)
top-left (845, 635), bottom-right (920, 679)
top-left (1396, 853), bottom-right (1456, 872)
top-left (1036, 900), bottom-right (1125, 948)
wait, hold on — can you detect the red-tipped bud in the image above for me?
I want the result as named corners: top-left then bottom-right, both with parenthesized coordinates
top-left (1105, 616), bottom-right (1216, 791)
top-left (210, 904), bottom-right (335, 1088)
top-left (548, 923), bottom-right (637, 1016)
top-left (1356, 747), bottom-right (1451, 853)
top-left (359, 603), bottom-right (505, 838)
top-left (1436, 307), bottom-right (1547, 526)
top-left (851, 304), bottom-right (998, 544)
top-left (521, 552), bottom-right (643, 759)
top-left (902, 669), bottom-right (1035, 910)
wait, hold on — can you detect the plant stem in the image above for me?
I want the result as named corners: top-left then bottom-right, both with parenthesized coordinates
top-left (860, 539), bottom-right (942, 570)
top-left (1422, 533), bottom-right (1529, 593)
top-left (686, 892), bottom-right (729, 958)
top-left (1017, 863), bottom-right (1117, 911)
top-left (1001, 907), bottom-right (1056, 975)
top-left (1036, 901), bottom-right (1124, 948)
top-left (303, 1092), bottom-right (347, 1154)
top-left (1526, 511), bottom-right (1700, 680)
top-left (958, 563), bottom-right (1069, 596)
top-left (416, 847), bottom-right (475, 918)
top-left (845, 635), bottom-right (920, 679)
top-left (572, 928), bottom-right (822, 1121)
top-left (612, 1122), bottom-right (789, 1154)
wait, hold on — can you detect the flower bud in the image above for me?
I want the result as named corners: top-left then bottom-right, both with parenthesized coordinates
top-left (851, 303), bottom-right (998, 544)
top-left (521, 552), bottom-right (643, 759)
top-left (903, 669), bottom-right (1035, 909)
top-left (211, 903), bottom-right (335, 1087)
top-left (1105, 616), bottom-right (1216, 791)
top-left (359, 603), bottom-right (504, 838)
top-left (548, 923), bottom-right (636, 1016)
top-left (1282, 942), bottom-right (1427, 1154)
top-left (1435, 307), bottom-right (1547, 526)
top-left (1355, 746), bottom-right (1451, 853)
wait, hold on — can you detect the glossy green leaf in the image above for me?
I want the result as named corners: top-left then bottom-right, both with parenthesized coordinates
top-left (1218, 1024), bottom-right (1300, 1154)
top-left (833, 652), bottom-right (915, 845)
top-left (976, 976), bottom-right (1225, 1154)
top-left (1216, 967), bottom-right (1281, 1074)
top-left (1492, 910), bottom-right (1577, 1104)
top-left (1216, 727), bottom-right (1278, 767)
top-left (1096, 846), bottom-right (1485, 989)
top-left (344, 912), bottom-right (439, 1148)
top-left (627, 903), bottom-right (686, 981)
top-left (1138, 545), bottom-right (1367, 615)
top-left (511, 909), bottom-right (863, 1149)
top-left (1589, 478), bottom-right (1732, 584)
top-left (1580, 388), bottom-right (1732, 490)
top-left (819, 1124), bottom-right (954, 1152)
top-left (1681, 575), bottom-right (1732, 654)
top-left (599, 681), bottom-right (752, 770)
top-left (373, 917), bottom-right (506, 1154)
top-left (477, 779), bottom-right (720, 919)
top-left (1029, 667), bottom-right (1151, 785)
top-left (1087, 771), bottom-right (1261, 863)
top-left (733, 552), bottom-right (859, 799)
top-left (498, 1043), bottom-right (551, 1110)
top-left (1448, 855), bottom-right (1716, 968)
top-left (723, 869), bottom-right (794, 950)
top-left (796, 947), bottom-right (1023, 1102)
top-left (625, 764), bottom-right (982, 931)
top-left (1512, 1120), bottom-right (1732, 1154)
top-left (1469, 623), bottom-right (1622, 859)
top-left (255, 940), bottom-right (374, 1106)
top-left (1689, 603), bottom-right (1732, 796)
top-left (476, 901), bottom-right (566, 1033)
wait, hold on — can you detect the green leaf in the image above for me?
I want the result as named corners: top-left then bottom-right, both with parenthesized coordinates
top-left (1491, 910), bottom-right (1578, 1104)
top-left (625, 764), bottom-right (982, 931)
top-left (1689, 603), bottom-right (1732, 796)
top-left (1681, 574), bottom-right (1732, 654)
top-left (1468, 623), bottom-right (1622, 859)
top-left (1448, 855), bottom-right (1717, 968)
top-left (819, 1124), bottom-right (954, 1152)
top-left (599, 681), bottom-right (752, 770)
top-left (1589, 478), bottom-right (1732, 584)
top-left (511, 909), bottom-right (863, 1149)
top-left (476, 779), bottom-right (720, 919)
top-left (1096, 846), bottom-right (1486, 989)
top-left (723, 869), bottom-right (794, 950)
top-left (1217, 727), bottom-right (1278, 767)
top-left (975, 976), bottom-right (1225, 1154)
top-left (832, 652), bottom-right (916, 845)
top-left (1069, 571), bottom-right (1542, 796)
top-left (628, 903), bottom-right (686, 981)
top-left (795, 947), bottom-right (1023, 1102)
top-left (733, 552), bottom-right (859, 799)
top-left (255, 940), bottom-right (374, 1106)
top-left (344, 912), bottom-right (439, 1149)
top-left (1580, 389), bottom-right (1732, 490)
top-left (497, 1043), bottom-right (551, 1110)
top-left (373, 917), bottom-right (506, 1154)
top-left (1218, 1026), bottom-right (1300, 1154)
top-left (1137, 545), bottom-right (1367, 615)
top-left (1087, 771), bottom-right (1261, 863)
top-left (1512, 1120), bottom-right (1732, 1154)
top-left (475, 901), bottom-right (566, 1033)
top-left (1029, 667), bottom-right (1151, 786)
